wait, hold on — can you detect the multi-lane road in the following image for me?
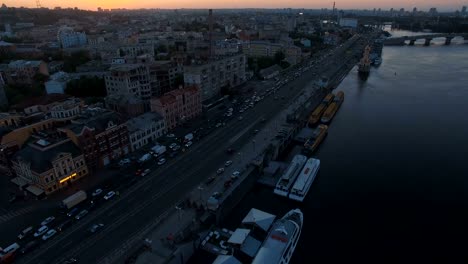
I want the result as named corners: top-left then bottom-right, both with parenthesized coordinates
top-left (13, 34), bottom-right (368, 264)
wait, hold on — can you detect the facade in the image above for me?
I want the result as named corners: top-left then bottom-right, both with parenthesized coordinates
top-left (4, 60), bottom-right (49, 86)
top-left (117, 44), bottom-right (155, 58)
top-left (323, 33), bottom-right (341, 46)
top-left (11, 136), bottom-right (88, 196)
top-left (184, 54), bottom-right (246, 101)
top-left (58, 27), bottom-right (87, 49)
top-left (126, 112), bottom-right (166, 151)
top-left (45, 71), bottom-right (70, 94)
top-left (59, 110), bottom-right (130, 169)
top-left (242, 41), bottom-right (283, 58)
top-left (150, 86), bottom-right (202, 129)
top-left (105, 64), bottom-right (152, 102)
top-left (149, 60), bottom-right (183, 96)
top-left (50, 98), bottom-right (83, 120)
top-left (105, 94), bottom-right (145, 119)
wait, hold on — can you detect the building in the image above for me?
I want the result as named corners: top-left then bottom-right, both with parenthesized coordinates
top-left (50, 97), bottom-right (83, 120)
top-left (184, 54), bottom-right (246, 101)
top-left (57, 27), bottom-right (87, 49)
top-left (259, 64), bottom-right (282, 79)
top-left (323, 33), bottom-right (341, 46)
top-left (105, 64), bottom-right (152, 102)
top-left (242, 41), bottom-right (283, 58)
top-left (4, 60), bottom-right (49, 86)
top-left (126, 112), bottom-right (166, 151)
top-left (11, 135), bottom-right (88, 197)
top-left (105, 94), bottom-right (145, 119)
top-left (59, 110), bottom-right (130, 168)
top-left (0, 71), bottom-right (7, 108)
top-left (11, 93), bottom-right (70, 115)
top-left (339, 18), bottom-right (358, 29)
top-left (151, 86), bottom-right (201, 129)
top-left (45, 71), bottom-right (70, 94)
top-left (117, 44), bottom-right (155, 58)
top-left (148, 60), bottom-right (183, 96)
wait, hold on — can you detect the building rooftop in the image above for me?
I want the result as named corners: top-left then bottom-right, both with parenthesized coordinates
top-left (126, 112), bottom-right (163, 133)
top-left (68, 110), bottom-right (122, 135)
top-left (13, 138), bottom-right (82, 173)
top-left (11, 94), bottom-right (70, 111)
top-left (8, 60), bottom-right (43, 68)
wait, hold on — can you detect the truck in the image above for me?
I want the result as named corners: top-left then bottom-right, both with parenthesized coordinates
top-left (184, 133), bottom-right (193, 142)
top-left (61, 190), bottom-right (87, 210)
top-left (151, 145), bottom-right (166, 157)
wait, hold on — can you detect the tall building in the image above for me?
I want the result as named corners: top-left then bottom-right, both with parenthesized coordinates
top-left (3, 60), bottom-right (49, 86)
top-left (105, 64), bottom-right (152, 102)
top-left (462, 6), bottom-right (467, 16)
top-left (184, 54), bottom-right (246, 101)
top-left (57, 27), bottom-right (87, 49)
top-left (150, 86), bottom-right (201, 129)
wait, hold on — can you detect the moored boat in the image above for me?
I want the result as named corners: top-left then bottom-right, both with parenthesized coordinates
top-left (289, 158), bottom-right (320, 202)
top-left (274, 155), bottom-right (307, 197)
top-left (303, 124), bottom-right (328, 154)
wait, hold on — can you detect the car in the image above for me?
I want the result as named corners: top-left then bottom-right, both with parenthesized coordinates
top-left (75, 209), bottom-right (89, 220)
top-left (224, 179), bottom-right (233, 188)
top-left (119, 158), bottom-right (131, 166)
top-left (215, 123), bottom-right (222, 128)
top-left (239, 109), bottom-right (244, 113)
top-left (253, 129), bottom-right (259, 134)
top-left (169, 143), bottom-right (177, 149)
top-left (238, 116), bottom-right (243, 121)
top-left (205, 176), bottom-right (216, 185)
top-left (57, 219), bottom-right (73, 232)
top-left (185, 141), bottom-right (193, 148)
top-left (88, 223), bottom-right (104, 233)
top-left (20, 240), bottom-right (40, 255)
top-left (67, 208), bottom-right (80, 217)
top-left (167, 133), bottom-right (175, 138)
top-left (224, 160), bottom-right (233, 167)
top-left (135, 169), bottom-right (143, 176)
top-left (42, 229), bottom-right (57, 241)
top-left (63, 258), bottom-right (78, 264)
top-left (104, 191), bottom-right (116, 200)
top-left (34, 225), bottom-right (48, 237)
top-left (141, 169), bottom-right (150, 176)
top-left (41, 216), bottom-right (55, 226)
top-left (17, 226), bottom-right (34, 240)
top-left (217, 168), bottom-right (225, 174)
top-left (226, 148), bottom-right (234, 154)
top-left (231, 171), bottom-right (240, 179)
top-left (92, 188), bottom-right (103, 197)
top-left (157, 158), bottom-right (166, 165)
top-left (173, 145), bottom-right (181, 151)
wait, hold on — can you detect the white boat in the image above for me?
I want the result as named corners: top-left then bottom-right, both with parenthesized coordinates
top-left (252, 209), bottom-right (303, 264)
top-left (273, 155), bottom-right (307, 197)
top-left (289, 158), bottom-right (320, 202)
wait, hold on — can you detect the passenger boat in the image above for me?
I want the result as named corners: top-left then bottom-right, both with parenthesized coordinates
top-left (303, 125), bottom-right (328, 154)
top-left (252, 209), bottom-right (303, 264)
top-left (289, 158), bottom-right (320, 202)
top-left (274, 155), bottom-right (307, 197)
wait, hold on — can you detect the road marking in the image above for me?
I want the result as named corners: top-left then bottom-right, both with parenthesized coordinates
top-left (228, 116), bottom-right (263, 144)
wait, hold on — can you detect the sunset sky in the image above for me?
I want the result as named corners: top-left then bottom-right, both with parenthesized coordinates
top-left (2, 0), bottom-right (464, 11)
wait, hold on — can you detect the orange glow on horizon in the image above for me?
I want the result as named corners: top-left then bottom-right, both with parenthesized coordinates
top-left (2, 0), bottom-right (463, 11)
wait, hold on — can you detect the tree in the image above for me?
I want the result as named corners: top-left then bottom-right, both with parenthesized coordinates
top-left (274, 51), bottom-right (285, 64)
top-left (63, 50), bottom-right (91, 72)
top-left (65, 76), bottom-right (106, 97)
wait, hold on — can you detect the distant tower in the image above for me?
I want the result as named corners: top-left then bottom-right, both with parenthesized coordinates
top-left (332, 2), bottom-right (336, 22)
top-left (208, 9), bottom-right (213, 59)
top-left (36, 0), bottom-right (42, 8)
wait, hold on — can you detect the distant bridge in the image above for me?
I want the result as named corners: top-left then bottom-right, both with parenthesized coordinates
top-left (384, 33), bottom-right (468, 46)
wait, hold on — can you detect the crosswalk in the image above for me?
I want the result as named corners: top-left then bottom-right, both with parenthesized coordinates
top-left (0, 206), bottom-right (35, 224)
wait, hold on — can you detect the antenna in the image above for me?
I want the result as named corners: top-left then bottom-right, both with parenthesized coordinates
top-left (36, 0), bottom-right (42, 8)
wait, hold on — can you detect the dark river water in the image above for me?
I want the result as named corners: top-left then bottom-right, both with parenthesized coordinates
top-left (224, 34), bottom-right (468, 263)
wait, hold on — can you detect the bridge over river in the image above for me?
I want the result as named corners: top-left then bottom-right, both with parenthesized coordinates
top-left (384, 33), bottom-right (468, 46)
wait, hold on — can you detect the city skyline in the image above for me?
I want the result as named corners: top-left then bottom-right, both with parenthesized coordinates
top-left (2, 0), bottom-right (465, 11)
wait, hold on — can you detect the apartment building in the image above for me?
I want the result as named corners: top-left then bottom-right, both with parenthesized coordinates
top-left (3, 60), bottom-right (49, 86)
top-left (126, 112), bottom-right (166, 151)
top-left (105, 64), bottom-right (152, 101)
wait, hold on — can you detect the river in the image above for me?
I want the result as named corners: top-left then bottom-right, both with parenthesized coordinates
top-left (223, 32), bottom-right (468, 263)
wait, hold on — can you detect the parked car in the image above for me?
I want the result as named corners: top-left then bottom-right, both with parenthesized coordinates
top-left (75, 210), bottom-right (89, 220)
top-left (63, 258), bottom-right (78, 264)
top-left (224, 160), bottom-right (233, 167)
top-left (205, 176), bottom-right (216, 185)
top-left (185, 141), bottom-right (193, 148)
top-left (34, 226), bottom-right (48, 237)
top-left (157, 158), bottom-right (166, 165)
top-left (42, 229), bottom-right (57, 241)
top-left (88, 223), bottom-right (104, 234)
top-left (20, 240), bottom-right (40, 255)
top-left (92, 188), bottom-right (103, 197)
top-left (135, 169), bottom-right (143, 176)
top-left (119, 158), bottom-right (131, 166)
top-left (169, 143), bottom-right (177, 149)
top-left (57, 219), bottom-right (73, 232)
top-left (67, 208), bottom-right (80, 218)
top-left (41, 216), bottom-right (55, 226)
top-left (141, 169), bottom-right (151, 176)
top-left (217, 168), bottom-right (225, 174)
top-left (167, 133), bottom-right (175, 138)
top-left (104, 191), bottom-right (116, 200)
top-left (17, 226), bottom-right (34, 240)
top-left (231, 171), bottom-right (241, 179)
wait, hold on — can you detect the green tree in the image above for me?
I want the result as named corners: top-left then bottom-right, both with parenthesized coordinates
top-left (65, 76), bottom-right (106, 97)
top-left (274, 51), bottom-right (285, 64)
